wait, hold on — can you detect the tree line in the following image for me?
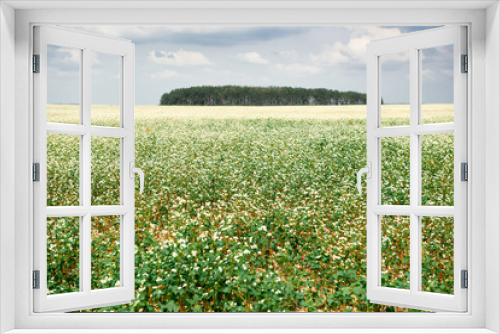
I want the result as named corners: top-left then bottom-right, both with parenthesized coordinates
top-left (160, 85), bottom-right (367, 106)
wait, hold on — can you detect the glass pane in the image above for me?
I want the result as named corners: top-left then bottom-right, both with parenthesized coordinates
top-left (47, 133), bottom-right (80, 206)
top-left (47, 217), bottom-right (80, 295)
top-left (421, 133), bottom-right (454, 206)
top-left (47, 45), bottom-right (81, 124)
top-left (91, 137), bottom-right (121, 205)
top-left (381, 215), bottom-right (410, 290)
top-left (421, 216), bottom-right (454, 294)
top-left (421, 45), bottom-right (454, 124)
top-left (91, 52), bottom-right (121, 127)
top-left (91, 215), bottom-right (121, 290)
top-left (381, 136), bottom-right (410, 205)
top-left (380, 51), bottom-right (410, 127)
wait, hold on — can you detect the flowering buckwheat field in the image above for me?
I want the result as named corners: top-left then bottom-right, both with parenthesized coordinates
top-left (46, 104), bottom-right (454, 312)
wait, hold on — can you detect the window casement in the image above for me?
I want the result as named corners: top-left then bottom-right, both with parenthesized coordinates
top-left (33, 25), bottom-right (140, 312)
top-left (363, 26), bottom-right (468, 312)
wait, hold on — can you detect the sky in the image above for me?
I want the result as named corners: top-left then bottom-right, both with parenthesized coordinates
top-left (47, 25), bottom-right (453, 106)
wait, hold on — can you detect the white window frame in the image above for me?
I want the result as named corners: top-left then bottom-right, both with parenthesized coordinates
top-left (366, 26), bottom-right (467, 312)
top-left (1, 2), bottom-right (498, 333)
top-left (33, 25), bottom-right (136, 313)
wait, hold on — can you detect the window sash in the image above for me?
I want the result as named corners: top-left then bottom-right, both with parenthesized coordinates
top-left (366, 26), bottom-right (467, 312)
top-left (32, 25), bottom-right (136, 313)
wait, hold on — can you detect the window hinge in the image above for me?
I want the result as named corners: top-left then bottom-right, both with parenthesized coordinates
top-left (461, 270), bottom-right (468, 289)
top-left (461, 162), bottom-right (468, 182)
top-left (33, 163), bottom-right (40, 182)
top-left (461, 54), bottom-right (468, 73)
top-left (33, 270), bottom-right (40, 289)
top-left (33, 54), bottom-right (40, 73)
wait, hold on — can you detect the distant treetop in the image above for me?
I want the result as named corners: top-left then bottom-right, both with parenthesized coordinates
top-left (160, 85), bottom-right (366, 106)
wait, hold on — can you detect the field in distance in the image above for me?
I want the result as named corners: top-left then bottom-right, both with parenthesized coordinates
top-left (47, 104), bottom-right (453, 123)
top-left (46, 104), bottom-right (454, 313)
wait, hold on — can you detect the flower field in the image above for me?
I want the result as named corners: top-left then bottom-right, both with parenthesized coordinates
top-left (46, 104), bottom-right (454, 312)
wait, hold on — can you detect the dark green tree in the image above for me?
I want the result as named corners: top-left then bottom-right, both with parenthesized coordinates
top-left (159, 86), bottom-right (367, 106)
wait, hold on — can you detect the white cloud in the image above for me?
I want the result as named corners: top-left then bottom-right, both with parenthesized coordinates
top-left (55, 48), bottom-right (102, 66)
top-left (149, 69), bottom-right (184, 80)
top-left (440, 69), bottom-right (453, 77)
top-left (72, 26), bottom-right (238, 40)
top-left (422, 68), bottom-right (453, 82)
top-left (274, 63), bottom-right (321, 76)
top-left (148, 49), bottom-right (212, 66)
top-left (421, 68), bottom-right (437, 81)
top-left (237, 52), bottom-right (269, 64)
top-left (202, 68), bottom-right (245, 76)
top-left (56, 48), bottom-right (80, 64)
top-left (90, 52), bottom-right (102, 65)
top-left (310, 26), bottom-right (405, 66)
top-left (277, 50), bottom-right (298, 58)
top-left (53, 69), bottom-right (77, 77)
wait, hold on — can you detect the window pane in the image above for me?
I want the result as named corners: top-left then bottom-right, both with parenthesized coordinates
top-left (381, 136), bottom-right (410, 205)
top-left (421, 216), bottom-right (454, 295)
top-left (91, 215), bottom-right (121, 290)
top-left (381, 215), bottom-right (410, 290)
top-left (380, 51), bottom-right (410, 127)
top-left (421, 133), bottom-right (454, 206)
top-left (47, 133), bottom-right (80, 206)
top-left (91, 137), bottom-right (121, 205)
top-left (47, 217), bottom-right (80, 295)
top-left (47, 45), bottom-right (81, 124)
top-left (91, 52), bottom-right (121, 127)
top-left (421, 45), bottom-right (454, 124)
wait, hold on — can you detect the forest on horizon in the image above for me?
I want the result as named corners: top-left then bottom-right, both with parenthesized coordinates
top-left (160, 85), bottom-right (368, 106)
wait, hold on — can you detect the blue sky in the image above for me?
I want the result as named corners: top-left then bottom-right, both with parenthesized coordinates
top-left (48, 25), bottom-right (452, 105)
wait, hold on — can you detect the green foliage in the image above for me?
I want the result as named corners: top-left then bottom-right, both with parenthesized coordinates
top-left (381, 137), bottom-right (410, 205)
top-left (91, 137), bottom-right (121, 205)
top-left (421, 134), bottom-right (454, 206)
top-left (381, 216), bottom-right (411, 290)
top-left (421, 217), bottom-right (454, 294)
top-left (47, 217), bottom-right (80, 295)
top-left (46, 111), bottom-right (454, 312)
top-left (47, 134), bottom-right (80, 206)
top-left (160, 86), bottom-right (366, 106)
top-left (91, 216), bottom-right (121, 290)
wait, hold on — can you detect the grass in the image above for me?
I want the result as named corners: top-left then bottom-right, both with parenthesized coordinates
top-left (46, 104), bottom-right (455, 312)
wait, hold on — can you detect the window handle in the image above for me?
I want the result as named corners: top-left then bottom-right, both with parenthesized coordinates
top-left (356, 162), bottom-right (372, 195)
top-left (129, 162), bottom-right (145, 195)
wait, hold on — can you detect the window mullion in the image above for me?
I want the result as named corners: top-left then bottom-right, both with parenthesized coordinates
top-left (81, 47), bottom-right (92, 294)
top-left (409, 47), bottom-right (420, 294)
